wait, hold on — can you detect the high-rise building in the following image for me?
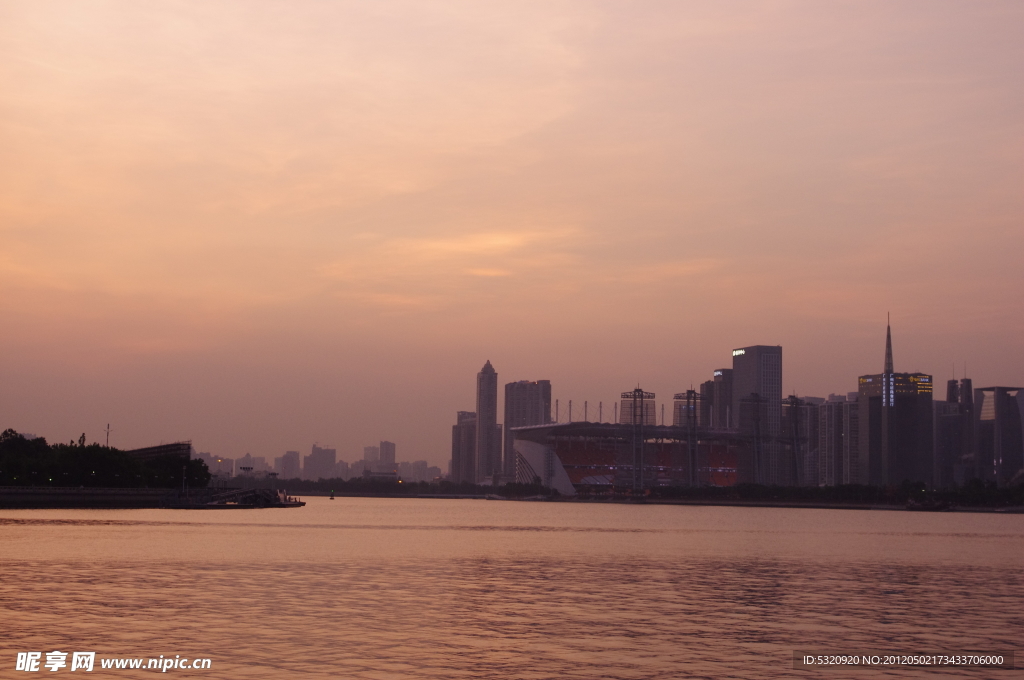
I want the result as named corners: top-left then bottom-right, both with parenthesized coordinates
top-left (363, 446), bottom-right (380, 463)
top-left (731, 345), bottom-right (783, 484)
top-left (475, 361), bottom-right (502, 484)
top-left (304, 445), bottom-right (337, 480)
top-left (503, 380), bottom-right (552, 478)
top-left (277, 450), bottom-right (301, 480)
top-left (974, 386), bottom-right (1024, 486)
top-left (379, 441), bottom-right (396, 467)
top-left (697, 379), bottom-right (715, 428)
top-left (451, 411), bottom-right (477, 484)
top-left (934, 377), bottom-right (974, 488)
top-left (335, 459), bottom-right (350, 480)
top-left (782, 396), bottom-right (821, 486)
top-left (857, 322), bottom-right (933, 486)
top-left (620, 395), bottom-right (656, 425)
top-left (711, 369), bottom-right (733, 429)
top-left (815, 395), bottom-right (847, 485)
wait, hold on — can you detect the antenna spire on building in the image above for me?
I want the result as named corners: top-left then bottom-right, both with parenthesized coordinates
top-left (884, 314), bottom-right (894, 374)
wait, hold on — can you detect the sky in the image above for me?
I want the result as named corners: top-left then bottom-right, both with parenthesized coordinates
top-left (2, 1), bottom-right (1023, 466)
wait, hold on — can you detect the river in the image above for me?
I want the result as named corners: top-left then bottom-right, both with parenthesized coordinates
top-left (1, 498), bottom-right (1021, 678)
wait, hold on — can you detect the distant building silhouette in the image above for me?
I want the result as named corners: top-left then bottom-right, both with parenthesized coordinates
top-left (475, 361), bottom-right (502, 484)
top-left (816, 394), bottom-right (858, 486)
top-left (276, 451), bottom-right (300, 479)
top-left (379, 441), bottom-right (396, 467)
top-left (779, 395), bottom-right (822, 487)
top-left (732, 345), bottom-right (783, 484)
top-left (451, 411), bottom-right (477, 483)
top-left (503, 380), bottom-right (552, 478)
top-left (974, 386), bottom-right (1024, 486)
top-left (620, 394), bottom-right (656, 425)
top-left (304, 445), bottom-right (337, 480)
top-left (935, 377), bottom-right (974, 488)
top-left (857, 321), bottom-right (933, 485)
top-left (363, 445), bottom-right (380, 463)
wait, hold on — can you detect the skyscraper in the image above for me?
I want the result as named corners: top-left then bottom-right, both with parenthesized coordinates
top-left (712, 369), bottom-right (734, 429)
top-left (503, 379), bottom-right (552, 478)
top-left (782, 395), bottom-right (821, 486)
top-left (379, 441), bottom-right (396, 467)
top-left (731, 345), bottom-right (782, 483)
top-left (277, 450), bottom-right (301, 479)
top-left (974, 386), bottom-right (1024, 486)
top-left (934, 377), bottom-right (974, 488)
top-left (620, 395), bottom-right (656, 425)
top-left (304, 445), bottom-right (337, 480)
top-left (857, 321), bottom-right (933, 485)
top-left (451, 411), bottom-right (477, 484)
top-left (475, 361), bottom-right (502, 484)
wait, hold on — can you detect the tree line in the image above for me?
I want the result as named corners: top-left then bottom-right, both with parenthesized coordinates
top-left (0, 429), bottom-right (211, 488)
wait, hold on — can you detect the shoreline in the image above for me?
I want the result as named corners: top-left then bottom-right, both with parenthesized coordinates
top-left (2, 487), bottom-right (1022, 513)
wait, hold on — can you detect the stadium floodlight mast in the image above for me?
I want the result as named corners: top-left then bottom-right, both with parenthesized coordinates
top-left (621, 388), bottom-right (655, 495)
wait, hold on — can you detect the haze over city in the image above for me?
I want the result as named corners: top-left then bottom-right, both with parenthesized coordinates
top-left (2, 1), bottom-right (1022, 467)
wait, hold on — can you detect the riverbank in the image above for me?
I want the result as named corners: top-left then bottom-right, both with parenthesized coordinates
top-left (0, 486), bottom-right (304, 509)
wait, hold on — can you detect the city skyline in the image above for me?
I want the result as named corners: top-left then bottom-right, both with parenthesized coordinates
top-left (2, 2), bottom-right (1022, 467)
top-left (2, 321), bottom-right (1018, 469)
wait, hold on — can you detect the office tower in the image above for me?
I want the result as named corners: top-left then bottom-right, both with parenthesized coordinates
top-left (711, 369), bottom-right (733, 429)
top-left (278, 450), bottom-right (301, 479)
top-left (236, 453), bottom-right (255, 475)
top-left (335, 459), bottom-right (350, 480)
top-left (475, 361), bottom-right (502, 483)
top-left (451, 411), bottom-right (477, 484)
top-left (934, 377), bottom-right (975, 488)
top-left (620, 394), bottom-right (656, 425)
top-left (817, 395), bottom-right (849, 486)
top-left (697, 379), bottom-right (714, 427)
top-left (412, 460), bottom-right (429, 483)
top-left (363, 446), bottom-right (380, 463)
top-left (379, 441), bottom-right (396, 467)
top-left (304, 445), bottom-right (337, 480)
top-left (842, 397), bottom-right (860, 484)
top-left (503, 379), bottom-right (552, 478)
top-left (857, 322), bottom-right (933, 486)
top-left (732, 345), bottom-right (782, 484)
top-left (673, 390), bottom-right (701, 428)
top-left (974, 386), bottom-right (1024, 486)
top-left (782, 396), bottom-right (820, 486)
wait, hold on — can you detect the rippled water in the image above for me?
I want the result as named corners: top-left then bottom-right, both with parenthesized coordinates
top-left (1, 499), bottom-right (1022, 678)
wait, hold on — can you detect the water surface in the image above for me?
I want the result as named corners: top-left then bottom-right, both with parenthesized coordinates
top-left (2, 499), bottom-right (1021, 678)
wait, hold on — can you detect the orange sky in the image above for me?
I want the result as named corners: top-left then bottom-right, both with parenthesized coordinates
top-left (2, 1), bottom-right (1023, 465)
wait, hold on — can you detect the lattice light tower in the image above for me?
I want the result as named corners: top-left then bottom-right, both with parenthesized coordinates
top-left (674, 390), bottom-right (703, 486)
top-left (622, 388), bottom-right (655, 494)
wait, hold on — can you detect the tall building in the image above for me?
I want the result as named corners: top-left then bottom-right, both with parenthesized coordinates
top-left (503, 379), bottom-right (552, 478)
top-left (711, 369), bottom-right (733, 429)
top-left (934, 377), bottom-right (974, 488)
top-left (363, 446), bottom-right (380, 463)
top-left (696, 368), bottom-right (735, 429)
top-left (857, 322), bottom-right (933, 486)
top-left (379, 441), bottom-right (396, 467)
top-left (620, 395), bottom-right (656, 425)
top-left (451, 411), bottom-right (477, 484)
top-left (304, 445), bottom-right (337, 480)
top-left (782, 396), bottom-right (821, 486)
top-left (277, 451), bottom-right (301, 479)
top-left (697, 379), bottom-right (714, 428)
top-left (817, 394), bottom-right (860, 486)
top-left (731, 345), bottom-right (783, 484)
top-left (974, 386), bottom-right (1024, 486)
top-left (475, 361), bottom-right (502, 484)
